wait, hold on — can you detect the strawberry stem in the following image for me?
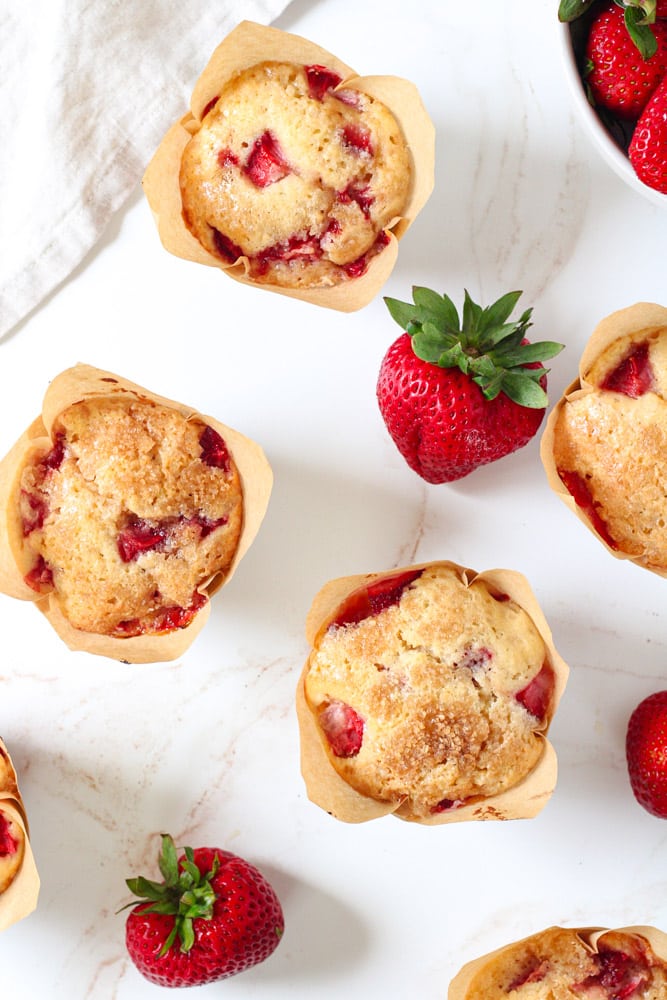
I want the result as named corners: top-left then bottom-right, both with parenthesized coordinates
top-left (124, 835), bottom-right (220, 956)
top-left (384, 288), bottom-right (563, 409)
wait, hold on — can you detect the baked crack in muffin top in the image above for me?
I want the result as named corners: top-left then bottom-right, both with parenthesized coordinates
top-left (179, 60), bottom-right (411, 288)
top-left (18, 396), bottom-right (243, 637)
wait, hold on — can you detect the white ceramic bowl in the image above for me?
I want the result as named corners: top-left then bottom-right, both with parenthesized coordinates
top-left (558, 19), bottom-right (667, 208)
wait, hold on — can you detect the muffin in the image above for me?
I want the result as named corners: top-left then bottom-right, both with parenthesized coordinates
top-left (541, 302), bottom-right (667, 576)
top-left (0, 365), bottom-right (272, 662)
top-left (296, 561), bottom-right (568, 824)
top-left (0, 738), bottom-right (39, 932)
top-left (143, 20), bottom-right (435, 311)
top-left (448, 925), bottom-right (667, 999)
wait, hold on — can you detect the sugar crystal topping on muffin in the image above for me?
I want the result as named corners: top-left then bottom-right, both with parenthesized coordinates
top-left (179, 60), bottom-right (411, 288)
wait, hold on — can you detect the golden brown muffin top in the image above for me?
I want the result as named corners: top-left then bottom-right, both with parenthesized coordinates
top-left (179, 60), bottom-right (411, 288)
top-left (304, 565), bottom-right (553, 820)
top-left (18, 396), bottom-right (243, 636)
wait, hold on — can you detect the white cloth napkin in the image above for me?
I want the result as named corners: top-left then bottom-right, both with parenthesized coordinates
top-left (0, 0), bottom-right (293, 340)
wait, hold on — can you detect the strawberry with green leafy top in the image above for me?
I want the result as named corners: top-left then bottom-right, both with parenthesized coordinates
top-left (376, 289), bottom-right (563, 485)
top-left (560, 0), bottom-right (667, 63)
top-left (123, 834), bottom-right (284, 988)
top-left (583, 1), bottom-right (667, 119)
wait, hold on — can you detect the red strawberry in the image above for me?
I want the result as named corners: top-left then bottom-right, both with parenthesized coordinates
top-left (560, 0), bottom-right (667, 69)
top-left (584, 2), bottom-right (667, 119)
top-left (626, 691), bottom-right (667, 817)
top-left (376, 288), bottom-right (563, 484)
top-left (123, 834), bottom-right (284, 987)
top-left (629, 74), bottom-right (667, 192)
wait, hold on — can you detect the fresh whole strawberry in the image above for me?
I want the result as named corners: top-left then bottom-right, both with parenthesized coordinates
top-left (560, 0), bottom-right (667, 65)
top-left (629, 73), bottom-right (667, 192)
top-left (584, 2), bottom-right (667, 119)
top-left (376, 288), bottom-right (563, 485)
top-left (123, 834), bottom-right (284, 987)
top-left (626, 691), bottom-right (667, 817)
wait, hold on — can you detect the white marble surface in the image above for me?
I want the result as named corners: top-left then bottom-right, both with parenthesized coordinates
top-left (2, 0), bottom-right (667, 996)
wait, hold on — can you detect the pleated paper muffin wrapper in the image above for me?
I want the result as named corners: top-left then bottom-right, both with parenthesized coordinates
top-left (540, 301), bottom-right (667, 577)
top-left (0, 737), bottom-right (29, 832)
top-left (296, 560), bottom-right (569, 825)
top-left (0, 798), bottom-right (39, 933)
top-left (142, 20), bottom-right (436, 312)
top-left (0, 364), bottom-right (273, 663)
top-left (447, 925), bottom-right (667, 998)
top-left (0, 739), bottom-right (39, 932)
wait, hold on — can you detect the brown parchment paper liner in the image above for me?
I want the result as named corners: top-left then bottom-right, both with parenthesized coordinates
top-left (447, 925), bottom-right (667, 998)
top-left (0, 739), bottom-right (39, 931)
top-left (0, 364), bottom-right (273, 663)
top-left (540, 302), bottom-right (667, 577)
top-left (296, 560), bottom-right (569, 825)
top-left (142, 20), bottom-right (436, 312)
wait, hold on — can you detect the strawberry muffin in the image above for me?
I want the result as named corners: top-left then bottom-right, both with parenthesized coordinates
top-left (542, 302), bottom-right (667, 575)
top-left (179, 60), bottom-right (411, 289)
top-left (297, 561), bottom-right (568, 824)
top-left (143, 21), bottom-right (435, 311)
top-left (448, 925), bottom-right (667, 999)
top-left (0, 365), bottom-right (272, 662)
top-left (17, 395), bottom-right (243, 637)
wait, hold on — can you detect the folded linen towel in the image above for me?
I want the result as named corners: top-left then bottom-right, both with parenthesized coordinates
top-left (0, 0), bottom-right (293, 340)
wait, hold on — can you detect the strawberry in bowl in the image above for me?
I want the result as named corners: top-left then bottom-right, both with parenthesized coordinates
top-left (376, 287), bottom-right (563, 484)
top-left (123, 835), bottom-right (284, 987)
top-left (559, 0), bottom-right (667, 201)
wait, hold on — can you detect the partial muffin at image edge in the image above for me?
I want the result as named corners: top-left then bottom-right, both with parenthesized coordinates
top-left (296, 560), bottom-right (568, 825)
top-left (0, 737), bottom-right (39, 933)
top-left (448, 924), bottom-right (667, 999)
top-left (541, 302), bottom-right (667, 577)
top-left (0, 364), bottom-right (272, 663)
top-left (142, 20), bottom-right (435, 311)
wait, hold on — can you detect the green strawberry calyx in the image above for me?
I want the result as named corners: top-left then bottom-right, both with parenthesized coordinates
top-left (123, 834), bottom-right (218, 956)
top-left (383, 288), bottom-right (563, 409)
top-left (559, 0), bottom-right (661, 60)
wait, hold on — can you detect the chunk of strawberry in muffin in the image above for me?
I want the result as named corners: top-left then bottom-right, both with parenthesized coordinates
top-left (0, 806), bottom-right (25, 894)
top-left (329, 569), bottom-right (423, 629)
top-left (318, 700), bottom-right (365, 758)
top-left (516, 662), bottom-right (555, 721)
top-left (600, 341), bottom-right (655, 398)
top-left (243, 131), bottom-right (292, 188)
